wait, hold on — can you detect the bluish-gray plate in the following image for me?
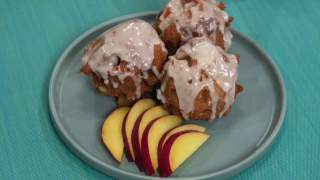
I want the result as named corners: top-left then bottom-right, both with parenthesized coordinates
top-left (49, 11), bottom-right (286, 180)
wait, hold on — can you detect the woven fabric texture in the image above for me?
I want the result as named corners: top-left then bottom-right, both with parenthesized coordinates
top-left (0, 0), bottom-right (319, 179)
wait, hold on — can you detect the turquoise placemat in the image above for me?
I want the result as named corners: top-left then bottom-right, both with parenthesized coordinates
top-left (0, 0), bottom-right (319, 179)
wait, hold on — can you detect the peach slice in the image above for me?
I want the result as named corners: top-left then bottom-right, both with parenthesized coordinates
top-left (132, 105), bottom-right (170, 172)
top-left (122, 99), bottom-right (157, 162)
top-left (101, 107), bottom-right (130, 163)
top-left (157, 124), bottom-right (206, 174)
top-left (141, 115), bottom-right (183, 175)
top-left (160, 131), bottom-right (210, 177)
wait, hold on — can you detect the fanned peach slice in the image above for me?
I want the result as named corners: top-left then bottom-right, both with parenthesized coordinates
top-left (101, 107), bottom-right (130, 163)
top-left (157, 124), bottom-right (206, 175)
top-left (141, 115), bottom-right (183, 175)
top-left (122, 99), bottom-right (157, 162)
top-left (160, 131), bottom-right (210, 177)
top-left (132, 105), bottom-right (170, 172)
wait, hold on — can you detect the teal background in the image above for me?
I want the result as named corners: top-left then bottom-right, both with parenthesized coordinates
top-left (0, 0), bottom-right (319, 179)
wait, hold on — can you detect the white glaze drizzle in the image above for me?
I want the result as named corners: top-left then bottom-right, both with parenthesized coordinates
top-left (158, 0), bottom-right (232, 50)
top-left (157, 37), bottom-right (238, 120)
top-left (82, 19), bottom-right (167, 99)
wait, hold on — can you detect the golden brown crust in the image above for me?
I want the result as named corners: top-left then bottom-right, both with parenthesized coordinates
top-left (226, 16), bottom-right (233, 28)
top-left (162, 77), bottom-right (243, 119)
top-left (117, 94), bottom-right (136, 107)
top-left (152, 44), bottom-right (167, 73)
top-left (215, 24), bottom-right (225, 50)
top-left (163, 8), bottom-right (171, 19)
top-left (144, 70), bottom-right (158, 87)
top-left (153, 11), bottom-right (163, 35)
top-left (161, 22), bottom-right (182, 55)
top-left (198, 2), bottom-right (204, 11)
top-left (162, 77), bottom-right (180, 114)
top-left (78, 64), bottom-right (92, 76)
top-left (218, 1), bottom-right (226, 10)
top-left (235, 54), bottom-right (240, 64)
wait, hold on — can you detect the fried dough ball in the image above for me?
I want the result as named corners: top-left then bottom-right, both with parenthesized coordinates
top-left (79, 20), bottom-right (167, 107)
top-left (157, 37), bottom-right (243, 120)
top-left (154, 0), bottom-right (233, 55)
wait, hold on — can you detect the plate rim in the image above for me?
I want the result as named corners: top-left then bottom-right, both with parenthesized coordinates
top-left (49, 11), bottom-right (286, 180)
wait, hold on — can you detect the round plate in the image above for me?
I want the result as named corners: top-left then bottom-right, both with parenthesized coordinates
top-left (49, 11), bottom-right (286, 180)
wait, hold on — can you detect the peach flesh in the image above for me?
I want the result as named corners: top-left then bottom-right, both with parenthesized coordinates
top-left (141, 115), bottom-right (183, 175)
top-left (132, 106), bottom-right (170, 171)
top-left (122, 99), bottom-right (157, 162)
top-left (101, 107), bottom-right (130, 163)
top-left (157, 124), bottom-right (206, 175)
top-left (160, 130), bottom-right (210, 177)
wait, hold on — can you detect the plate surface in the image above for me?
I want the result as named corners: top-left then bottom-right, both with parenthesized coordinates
top-left (49, 11), bottom-right (286, 180)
